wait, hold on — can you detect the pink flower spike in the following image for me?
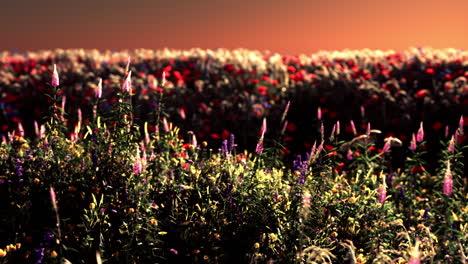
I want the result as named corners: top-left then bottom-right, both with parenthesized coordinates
top-left (96, 78), bottom-right (103, 99)
top-left (443, 161), bottom-right (453, 196)
top-left (34, 121), bottom-right (39, 138)
top-left (281, 120), bottom-right (288, 136)
top-left (459, 115), bottom-right (464, 135)
top-left (410, 133), bottom-right (417, 151)
top-left (378, 174), bottom-right (387, 205)
top-left (122, 71), bottom-right (132, 93)
top-left (320, 122), bottom-right (324, 138)
top-left (448, 136), bottom-right (455, 154)
top-left (17, 122), bottom-right (24, 137)
top-left (330, 124), bottom-right (336, 140)
top-left (280, 101), bottom-right (290, 123)
top-left (360, 106), bottom-right (365, 118)
top-left (40, 125), bottom-right (46, 140)
top-left (317, 107), bottom-right (322, 121)
top-left (260, 118), bottom-right (267, 138)
top-left (350, 120), bottom-right (357, 136)
top-left (162, 71), bottom-right (167, 87)
top-left (383, 139), bottom-right (391, 153)
top-left (61, 96), bottom-right (66, 113)
top-left (409, 240), bottom-right (421, 264)
top-left (416, 122), bottom-right (424, 142)
top-left (445, 125), bottom-right (450, 138)
top-left (336, 121), bottom-right (340, 135)
top-left (50, 186), bottom-right (57, 210)
top-left (366, 122), bottom-right (371, 137)
top-left (162, 117), bottom-right (170, 133)
top-left (125, 56), bottom-right (131, 74)
top-left (52, 64), bottom-right (59, 88)
top-left (133, 146), bottom-right (143, 175)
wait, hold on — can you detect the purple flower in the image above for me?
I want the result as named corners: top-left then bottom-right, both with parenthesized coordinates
top-left (293, 153), bottom-right (309, 185)
top-left (221, 139), bottom-right (228, 155)
top-left (33, 247), bottom-right (45, 264)
top-left (15, 158), bottom-right (23, 177)
top-left (228, 133), bottom-right (236, 152)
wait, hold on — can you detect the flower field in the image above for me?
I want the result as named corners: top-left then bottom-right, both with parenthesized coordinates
top-left (0, 48), bottom-right (466, 263)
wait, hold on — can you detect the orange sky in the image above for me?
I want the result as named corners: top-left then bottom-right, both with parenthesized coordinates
top-left (1, 0), bottom-right (467, 54)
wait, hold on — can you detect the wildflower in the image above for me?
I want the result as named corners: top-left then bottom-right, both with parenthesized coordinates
top-left (52, 64), bottom-right (59, 88)
top-left (382, 140), bottom-right (391, 153)
top-left (133, 146), bottom-right (144, 175)
top-left (443, 160), bottom-right (453, 196)
top-left (459, 115), bottom-right (464, 135)
top-left (336, 120), bottom-right (340, 135)
top-left (448, 135), bottom-right (455, 153)
top-left (17, 122), bottom-right (24, 137)
top-left (378, 173), bottom-right (387, 205)
top-left (294, 153), bottom-right (309, 185)
top-left (317, 106), bottom-right (322, 120)
top-left (228, 133), bottom-right (235, 151)
top-left (445, 125), bottom-right (450, 138)
top-left (409, 133), bottom-right (417, 151)
top-left (122, 70), bottom-right (132, 93)
top-left (256, 118), bottom-right (267, 155)
top-left (408, 240), bottom-right (421, 264)
top-left (221, 140), bottom-right (228, 155)
top-left (280, 101), bottom-right (290, 123)
top-left (350, 120), bottom-right (357, 136)
top-left (125, 56), bottom-right (131, 74)
top-left (50, 186), bottom-right (57, 210)
top-left (15, 158), bottom-right (23, 177)
top-left (329, 124), bottom-right (336, 141)
top-left (96, 78), bottom-right (102, 99)
top-left (416, 122), bottom-right (424, 142)
top-left (254, 243), bottom-right (260, 249)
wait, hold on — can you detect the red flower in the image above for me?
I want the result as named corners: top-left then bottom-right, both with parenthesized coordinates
top-left (335, 162), bottom-right (345, 173)
top-left (210, 133), bottom-right (220, 140)
top-left (257, 86), bottom-right (268, 96)
top-left (287, 65), bottom-right (296, 73)
top-left (286, 122), bottom-right (297, 132)
top-left (221, 129), bottom-right (230, 140)
top-left (426, 68), bottom-right (434, 75)
top-left (432, 121), bottom-right (442, 131)
top-left (324, 145), bottom-right (334, 151)
top-left (410, 166), bottom-right (426, 174)
top-left (224, 64), bottom-right (235, 73)
top-left (368, 146), bottom-right (376, 152)
top-left (416, 89), bottom-right (429, 99)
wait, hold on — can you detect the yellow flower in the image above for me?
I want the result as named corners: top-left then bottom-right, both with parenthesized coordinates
top-left (6, 244), bottom-right (15, 252)
top-left (89, 203), bottom-right (96, 209)
top-left (50, 250), bottom-right (58, 257)
top-left (254, 243), bottom-right (260, 249)
top-left (0, 248), bottom-right (6, 258)
top-left (33, 178), bottom-right (40, 183)
top-left (149, 218), bottom-right (158, 226)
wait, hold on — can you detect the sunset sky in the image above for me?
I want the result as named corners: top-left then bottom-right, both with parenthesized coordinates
top-left (2, 0), bottom-right (467, 54)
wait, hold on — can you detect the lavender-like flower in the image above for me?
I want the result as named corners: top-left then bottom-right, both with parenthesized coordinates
top-left (15, 158), bottom-right (23, 177)
top-left (228, 133), bottom-right (235, 152)
top-left (221, 140), bottom-right (229, 155)
top-left (294, 153), bottom-right (309, 185)
top-left (317, 106), bottom-right (322, 121)
top-left (416, 122), bottom-right (424, 142)
top-left (51, 64), bottom-right (59, 88)
top-left (443, 160), bottom-right (453, 196)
